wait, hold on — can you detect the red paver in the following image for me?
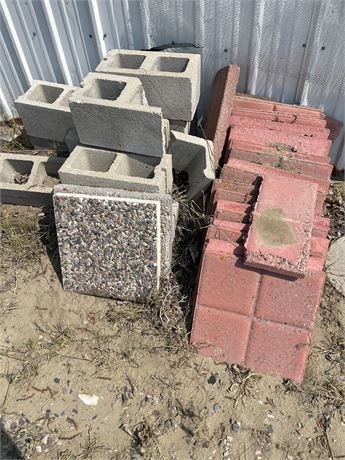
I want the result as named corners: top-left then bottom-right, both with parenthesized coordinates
top-left (230, 126), bottom-right (331, 157)
top-left (214, 200), bottom-right (252, 223)
top-left (244, 174), bottom-right (317, 277)
top-left (197, 244), bottom-right (260, 315)
top-left (255, 272), bottom-right (325, 330)
top-left (230, 148), bottom-right (332, 180)
top-left (245, 319), bottom-right (311, 383)
top-left (326, 116), bottom-right (344, 141)
top-left (229, 139), bottom-right (331, 164)
top-left (229, 115), bottom-right (330, 139)
top-left (310, 236), bottom-right (330, 257)
top-left (207, 218), bottom-right (248, 243)
top-left (213, 178), bottom-right (259, 195)
top-left (213, 188), bottom-right (254, 205)
top-left (204, 65), bottom-right (240, 164)
top-left (312, 216), bottom-right (330, 238)
top-left (231, 108), bottom-right (328, 127)
top-left (190, 306), bottom-right (252, 364)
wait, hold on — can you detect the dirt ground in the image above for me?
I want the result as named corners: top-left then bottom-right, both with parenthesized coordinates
top-left (0, 132), bottom-right (344, 459)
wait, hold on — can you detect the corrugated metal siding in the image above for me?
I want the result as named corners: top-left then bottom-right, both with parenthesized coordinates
top-left (0, 0), bottom-right (344, 168)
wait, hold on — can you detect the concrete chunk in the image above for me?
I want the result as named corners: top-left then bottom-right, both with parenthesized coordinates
top-left (96, 49), bottom-right (201, 121)
top-left (53, 184), bottom-right (175, 301)
top-left (15, 80), bottom-right (78, 143)
top-left (58, 145), bottom-right (173, 193)
top-left (171, 131), bottom-right (215, 200)
top-left (70, 73), bottom-right (166, 157)
top-left (0, 152), bottom-right (64, 206)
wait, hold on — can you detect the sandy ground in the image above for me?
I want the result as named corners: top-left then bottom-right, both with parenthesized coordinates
top-left (0, 176), bottom-right (344, 459)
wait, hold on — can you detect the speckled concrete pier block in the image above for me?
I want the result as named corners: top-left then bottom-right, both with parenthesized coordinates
top-left (53, 184), bottom-right (174, 301)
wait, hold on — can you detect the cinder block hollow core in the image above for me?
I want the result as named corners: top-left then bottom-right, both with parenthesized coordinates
top-left (83, 79), bottom-right (126, 101)
top-left (27, 84), bottom-right (63, 104)
top-left (1, 159), bottom-right (34, 183)
top-left (115, 155), bottom-right (159, 178)
top-left (151, 56), bottom-right (189, 73)
top-left (109, 54), bottom-right (146, 69)
top-left (71, 149), bottom-right (116, 172)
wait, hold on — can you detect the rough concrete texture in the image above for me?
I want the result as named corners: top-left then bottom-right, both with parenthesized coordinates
top-left (69, 73), bottom-right (166, 157)
top-left (170, 130), bottom-right (215, 200)
top-left (203, 65), bottom-right (240, 164)
top-left (15, 80), bottom-right (78, 143)
top-left (96, 49), bottom-right (201, 121)
top-left (169, 120), bottom-right (191, 134)
top-left (244, 174), bottom-right (317, 277)
top-left (0, 152), bottom-right (64, 206)
top-left (326, 237), bottom-right (345, 296)
top-left (58, 145), bottom-right (173, 194)
top-left (53, 184), bottom-right (174, 301)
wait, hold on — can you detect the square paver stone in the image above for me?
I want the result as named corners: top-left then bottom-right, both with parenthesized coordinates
top-left (54, 184), bottom-right (173, 301)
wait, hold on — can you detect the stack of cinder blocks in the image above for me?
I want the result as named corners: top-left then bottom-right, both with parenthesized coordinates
top-left (191, 65), bottom-right (342, 382)
top-left (10, 49), bottom-right (215, 302)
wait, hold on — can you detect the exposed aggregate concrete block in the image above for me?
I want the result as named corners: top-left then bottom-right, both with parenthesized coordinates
top-left (58, 145), bottom-right (173, 194)
top-left (15, 80), bottom-right (78, 143)
top-left (53, 184), bottom-right (174, 302)
top-left (96, 49), bottom-right (201, 121)
top-left (0, 152), bottom-right (64, 206)
top-left (70, 73), bottom-right (166, 157)
top-left (170, 130), bottom-right (215, 200)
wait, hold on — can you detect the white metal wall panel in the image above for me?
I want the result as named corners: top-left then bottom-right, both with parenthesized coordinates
top-left (0, 0), bottom-right (344, 169)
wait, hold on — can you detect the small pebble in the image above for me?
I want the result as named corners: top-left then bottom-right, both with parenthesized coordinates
top-left (213, 403), bottom-right (221, 412)
top-left (267, 424), bottom-right (273, 433)
top-left (208, 375), bottom-right (217, 385)
top-left (71, 408), bottom-right (78, 415)
top-left (53, 377), bottom-right (60, 384)
top-left (231, 421), bottom-right (240, 432)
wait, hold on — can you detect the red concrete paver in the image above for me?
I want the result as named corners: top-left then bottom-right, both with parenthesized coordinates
top-left (244, 174), bottom-right (317, 277)
top-left (214, 200), bottom-right (252, 223)
top-left (197, 246), bottom-right (260, 316)
top-left (190, 306), bottom-right (252, 364)
top-left (312, 216), bottom-right (330, 238)
top-left (230, 126), bottom-right (331, 157)
top-left (207, 218), bottom-right (248, 243)
top-left (245, 319), bottom-right (311, 383)
top-left (231, 108), bottom-right (328, 127)
top-left (229, 115), bottom-right (330, 139)
top-left (204, 65), bottom-right (240, 164)
top-left (255, 272), bottom-right (325, 330)
top-left (326, 115), bottom-right (344, 141)
top-left (310, 236), bottom-right (330, 257)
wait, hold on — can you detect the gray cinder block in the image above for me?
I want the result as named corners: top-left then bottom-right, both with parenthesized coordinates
top-left (53, 184), bottom-right (175, 301)
top-left (15, 80), bottom-right (78, 143)
top-left (58, 145), bottom-right (173, 194)
top-left (69, 73), bottom-right (166, 157)
top-left (96, 49), bottom-right (201, 121)
top-left (169, 120), bottom-right (191, 134)
top-left (170, 131), bottom-right (215, 200)
top-left (0, 152), bottom-right (65, 206)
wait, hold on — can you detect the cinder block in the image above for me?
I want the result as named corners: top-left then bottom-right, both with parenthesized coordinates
top-left (244, 174), bottom-right (318, 277)
top-left (169, 120), bottom-right (191, 134)
top-left (0, 152), bottom-right (64, 206)
top-left (58, 145), bottom-right (172, 194)
top-left (203, 65), bottom-right (240, 164)
top-left (170, 130), bottom-right (215, 200)
top-left (190, 306), bottom-right (252, 364)
top-left (69, 73), bottom-right (166, 157)
top-left (255, 272), bottom-right (325, 330)
top-left (53, 184), bottom-right (174, 301)
top-left (245, 319), bottom-right (311, 383)
top-left (15, 80), bottom-right (78, 143)
top-left (96, 49), bottom-right (201, 121)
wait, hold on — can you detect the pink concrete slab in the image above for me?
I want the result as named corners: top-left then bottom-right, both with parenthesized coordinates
top-left (245, 319), bottom-right (311, 383)
top-left (229, 116), bottom-right (330, 139)
top-left (231, 108), bottom-right (328, 127)
top-left (230, 126), bottom-right (331, 157)
top-left (244, 174), bottom-right (317, 277)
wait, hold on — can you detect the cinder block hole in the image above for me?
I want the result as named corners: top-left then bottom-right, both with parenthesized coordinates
top-left (151, 56), bottom-right (189, 73)
top-left (72, 148), bottom-right (116, 172)
top-left (58, 89), bottom-right (76, 107)
top-left (110, 54), bottom-right (145, 69)
top-left (27, 84), bottom-right (64, 104)
top-left (0, 159), bottom-right (33, 184)
top-left (36, 162), bottom-right (61, 187)
top-left (85, 79), bottom-right (126, 101)
top-left (115, 154), bottom-right (159, 178)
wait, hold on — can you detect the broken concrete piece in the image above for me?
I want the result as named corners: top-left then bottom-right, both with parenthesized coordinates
top-left (0, 152), bottom-right (64, 206)
top-left (58, 145), bottom-right (173, 194)
top-left (53, 184), bottom-right (174, 301)
top-left (15, 80), bottom-right (78, 143)
top-left (96, 49), bottom-right (201, 121)
top-left (69, 73), bottom-right (166, 157)
top-left (170, 130), bottom-right (215, 200)
top-left (244, 174), bottom-right (318, 277)
top-left (326, 237), bottom-right (345, 296)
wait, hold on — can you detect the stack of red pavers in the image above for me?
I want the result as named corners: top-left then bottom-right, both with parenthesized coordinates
top-left (190, 65), bottom-right (342, 383)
